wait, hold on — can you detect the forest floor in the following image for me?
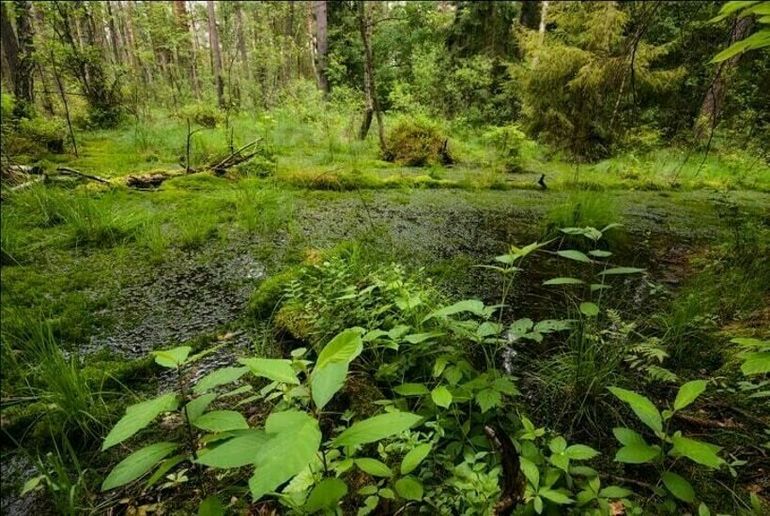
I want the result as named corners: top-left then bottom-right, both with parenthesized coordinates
top-left (2, 118), bottom-right (769, 513)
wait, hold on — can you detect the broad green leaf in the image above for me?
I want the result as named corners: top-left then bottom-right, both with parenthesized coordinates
top-left (741, 351), bottom-right (770, 375)
top-left (579, 302), bottom-right (599, 317)
top-left (193, 366), bottom-right (249, 394)
top-left (102, 442), bottom-right (178, 490)
top-left (565, 444), bottom-right (599, 460)
top-left (186, 393), bottom-right (217, 423)
top-left (393, 383), bottom-right (430, 396)
top-left (673, 380), bottom-right (707, 411)
top-left (557, 250), bottom-right (591, 263)
top-left (588, 249), bottom-right (612, 258)
top-left (404, 332), bottom-right (444, 344)
top-left (102, 393), bottom-right (179, 450)
top-left (509, 318), bottom-right (534, 337)
top-left (662, 472), bottom-right (695, 502)
top-left (145, 454), bottom-right (186, 487)
top-left (311, 361), bottom-right (348, 410)
top-left (615, 444), bottom-right (660, 464)
top-left (152, 346), bottom-right (192, 368)
top-left (599, 486), bottom-right (633, 498)
top-left (395, 476), bottom-right (423, 501)
top-left (20, 476), bottom-right (44, 496)
top-left (599, 267), bottom-right (645, 276)
top-left (539, 488), bottom-right (574, 504)
top-left (543, 277), bottom-right (584, 285)
top-left (431, 386), bottom-right (453, 408)
top-left (197, 430), bottom-right (267, 468)
top-left (316, 329), bottom-right (363, 369)
top-left (192, 410), bottom-right (248, 432)
top-left (549, 436), bottom-right (567, 453)
top-left (608, 387), bottom-right (662, 433)
top-left (332, 412), bottom-right (422, 447)
top-left (671, 435), bottom-right (723, 469)
top-left (240, 358), bottom-right (299, 385)
top-left (423, 299), bottom-right (485, 321)
top-left (699, 502), bottom-right (712, 516)
top-left (534, 319), bottom-right (572, 333)
top-left (355, 458), bottom-right (393, 477)
top-left (304, 478), bottom-right (348, 512)
top-left (400, 443), bottom-right (432, 475)
top-left (475, 388), bottom-right (502, 413)
top-left (249, 411), bottom-right (322, 499)
top-left (198, 496), bottom-right (225, 516)
top-left (612, 427), bottom-right (646, 446)
top-left (520, 457), bottom-right (539, 488)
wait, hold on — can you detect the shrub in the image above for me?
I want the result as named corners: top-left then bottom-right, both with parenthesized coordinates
top-left (482, 124), bottom-right (530, 172)
top-left (17, 117), bottom-right (67, 153)
top-left (178, 103), bottom-right (224, 128)
top-left (383, 116), bottom-right (453, 166)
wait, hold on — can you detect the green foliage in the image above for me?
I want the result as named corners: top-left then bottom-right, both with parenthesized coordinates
top-left (711, 2), bottom-right (770, 62)
top-left (178, 103), bottom-right (224, 129)
top-left (482, 124), bottom-right (531, 172)
top-left (383, 115), bottom-right (452, 166)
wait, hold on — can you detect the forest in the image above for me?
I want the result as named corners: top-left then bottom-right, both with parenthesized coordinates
top-left (0, 0), bottom-right (769, 514)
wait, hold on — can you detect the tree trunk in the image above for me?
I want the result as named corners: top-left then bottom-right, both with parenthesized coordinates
top-left (14, 1), bottom-right (35, 116)
top-left (0, 2), bottom-right (19, 96)
top-left (105, 1), bottom-right (122, 65)
top-left (694, 16), bottom-right (753, 140)
top-left (311, 1), bottom-right (329, 96)
top-left (357, 1), bottom-right (384, 148)
top-left (173, 0), bottom-right (200, 98)
top-left (234, 1), bottom-right (250, 79)
top-left (206, 0), bottom-right (225, 109)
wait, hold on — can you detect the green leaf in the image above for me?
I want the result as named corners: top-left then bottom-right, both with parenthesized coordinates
top-left (311, 361), bottom-right (348, 410)
top-left (185, 393), bottom-right (217, 423)
top-left (304, 478), bottom-right (348, 513)
top-left (543, 277), bottom-right (584, 286)
top-left (671, 435), bottom-right (723, 469)
top-left (400, 443), bottom-right (432, 475)
top-left (240, 358), bottom-right (299, 385)
top-left (423, 299), bottom-right (485, 321)
top-left (615, 444), bottom-right (660, 464)
top-left (332, 412), bottom-right (422, 447)
top-left (102, 393), bottom-right (179, 450)
top-left (565, 444), bottom-right (599, 460)
top-left (539, 488), bottom-right (574, 504)
top-left (520, 457), bottom-right (539, 488)
top-left (316, 329), bottom-right (363, 369)
top-left (431, 386), bottom-right (453, 408)
top-left (475, 388), bottom-right (502, 413)
top-left (741, 351), bottom-right (770, 375)
top-left (145, 454), bottom-right (186, 487)
top-left (404, 332), bottom-right (444, 344)
top-left (673, 380), bottom-right (707, 411)
top-left (599, 486), bottom-right (633, 498)
top-left (588, 249), bottom-right (612, 258)
top-left (249, 411), bottom-right (322, 500)
top-left (699, 502), bottom-right (712, 516)
top-left (608, 387), bottom-right (662, 433)
top-left (612, 427), bottom-right (647, 447)
top-left (198, 496), bottom-right (225, 516)
top-left (557, 250), bottom-right (591, 263)
top-left (579, 302), bottom-right (599, 317)
top-left (197, 430), bottom-right (267, 468)
top-left (193, 366), bottom-right (249, 394)
top-left (355, 458), bottom-right (393, 477)
top-left (599, 267), bottom-right (645, 276)
top-left (395, 476), bottom-right (423, 501)
top-left (192, 410), bottom-right (248, 432)
top-left (393, 383), bottom-right (429, 396)
top-left (102, 442), bottom-right (178, 491)
top-left (661, 471), bottom-right (695, 502)
top-left (152, 346), bottom-right (192, 368)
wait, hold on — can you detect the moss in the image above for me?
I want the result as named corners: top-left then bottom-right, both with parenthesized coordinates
top-left (248, 267), bottom-right (302, 319)
top-left (382, 116), bottom-right (453, 166)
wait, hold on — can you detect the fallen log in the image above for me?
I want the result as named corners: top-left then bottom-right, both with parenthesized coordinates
top-left (126, 172), bottom-right (177, 189)
top-left (56, 166), bottom-right (109, 184)
top-left (208, 138), bottom-right (262, 175)
top-left (6, 176), bottom-right (45, 192)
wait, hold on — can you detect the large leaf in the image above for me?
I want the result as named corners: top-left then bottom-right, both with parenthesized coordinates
top-left (423, 299), bottom-right (485, 321)
top-left (400, 443), bottom-right (432, 475)
top-left (249, 411), bottom-right (322, 500)
top-left (102, 393), bottom-right (179, 450)
top-left (612, 427), bottom-right (647, 446)
top-left (599, 267), bottom-right (645, 276)
top-left (152, 346), bottom-right (192, 368)
top-left (431, 386), bottom-right (453, 408)
top-left (192, 410), bottom-right (249, 432)
top-left (186, 393), bottom-right (217, 423)
top-left (393, 383), bottom-right (429, 396)
top-left (673, 380), bottom-right (707, 411)
top-left (671, 435), bottom-right (723, 469)
top-left (197, 430), bottom-right (268, 468)
top-left (355, 458), bottom-right (393, 477)
top-left (557, 250), bottom-right (591, 263)
top-left (198, 496), bottom-right (225, 516)
top-left (316, 329), bottom-right (363, 369)
top-left (193, 366), bottom-right (249, 394)
top-left (741, 351), bottom-right (770, 375)
top-left (579, 302), bottom-right (599, 317)
top-left (565, 444), bottom-right (599, 460)
top-left (543, 277), bottom-right (584, 286)
top-left (240, 358), bottom-right (299, 385)
top-left (662, 471), bottom-right (695, 503)
top-left (102, 442), bottom-right (178, 490)
top-left (332, 412), bottom-right (422, 447)
top-left (395, 476), bottom-right (423, 501)
top-left (304, 478), bottom-right (348, 513)
top-left (608, 387), bottom-right (662, 433)
top-left (615, 444), bottom-right (660, 464)
top-left (311, 361), bottom-right (348, 410)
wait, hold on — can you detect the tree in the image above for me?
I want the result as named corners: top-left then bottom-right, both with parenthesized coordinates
top-left (206, 0), bottom-right (224, 108)
top-left (1, 1), bottom-right (36, 117)
top-left (357, 1), bottom-right (384, 148)
top-left (311, 1), bottom-right (329, 95)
